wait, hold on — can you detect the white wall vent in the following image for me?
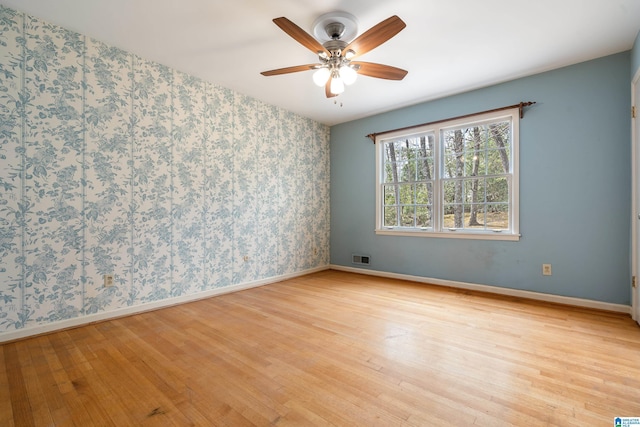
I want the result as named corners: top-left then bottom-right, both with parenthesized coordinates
top-left (352, 254), bottom-right (371, 265)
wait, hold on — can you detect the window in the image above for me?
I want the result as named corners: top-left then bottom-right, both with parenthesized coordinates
top-left (375, 108), bottom-right (519, 240)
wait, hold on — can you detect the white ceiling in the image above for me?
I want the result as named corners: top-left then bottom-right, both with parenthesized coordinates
top-left (3, 0), bottom-right (640, 126)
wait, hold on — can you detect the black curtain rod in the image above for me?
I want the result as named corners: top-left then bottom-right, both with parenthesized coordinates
top-left (366, 101), bottom-right (536, 143)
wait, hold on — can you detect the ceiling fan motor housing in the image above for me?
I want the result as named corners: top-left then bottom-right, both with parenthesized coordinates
top-left (323, 39), bottom-right (348, 55)
top-left (325, 22), bottom-right (345, 39)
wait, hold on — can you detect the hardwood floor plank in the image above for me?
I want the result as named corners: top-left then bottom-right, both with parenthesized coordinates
top-left (46, 331), bottom-right (119, 427)
top-left (31, 335), bottom-right (85, 426)
top-left (0, 347), bottom-right (16, 427)
top-left (88, 329), bottom-right (190, 426)
top-left (4, 344), bottom-right (35, 426)
top-left (2, 270), bottom-right (640, 425)
top-left (19, 339), bottom-right (55, 426)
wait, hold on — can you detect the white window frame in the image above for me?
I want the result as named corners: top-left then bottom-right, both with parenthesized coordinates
top-left (375, 107), bottom-right (520, 241)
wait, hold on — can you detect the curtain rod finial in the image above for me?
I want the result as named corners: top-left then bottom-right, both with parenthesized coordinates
top-left (519, 101), bottom-right (536, 118)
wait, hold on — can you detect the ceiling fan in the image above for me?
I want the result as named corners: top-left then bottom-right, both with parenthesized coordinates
top-left (261, 12), bottom-right (408, 98)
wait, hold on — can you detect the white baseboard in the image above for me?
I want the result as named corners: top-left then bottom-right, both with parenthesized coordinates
top-left (330, 265), bottom-right (632, 315)
top-left (0, 266), bottom-right (329, 344)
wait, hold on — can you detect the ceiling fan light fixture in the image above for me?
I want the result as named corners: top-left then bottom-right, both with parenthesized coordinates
top-left (340, 65), bottom-right (358, 85)
top-left (344, 49), bottom-right (356, 60)
top-left (313, 67), bottom-right (331, 86)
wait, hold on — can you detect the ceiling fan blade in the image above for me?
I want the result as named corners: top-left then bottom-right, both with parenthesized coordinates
top-left (325, 80), bottom-right (338, 98)
top-left (344, 15), bottom-right (406, 59)
top-left (352, 62), bottom-right (408, 80)
top-left (273, 17), bottom-right (330, 56)
top-left (261, 64), bottom-right (318, 76)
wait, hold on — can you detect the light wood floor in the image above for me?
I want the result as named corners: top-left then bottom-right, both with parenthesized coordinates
top-left (2, 270), bottom-right (640, 426)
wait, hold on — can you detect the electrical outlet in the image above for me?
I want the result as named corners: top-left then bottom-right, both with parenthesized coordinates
top-left (103, 274), bottom-right (114, 287)
top-left (542, 264), bottom-right (552, 276)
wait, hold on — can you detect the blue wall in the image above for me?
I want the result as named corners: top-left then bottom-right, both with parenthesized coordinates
top-left (331, 52), bottom-right (631, 305)
top-left (632, 30), bottom-right (640, 78)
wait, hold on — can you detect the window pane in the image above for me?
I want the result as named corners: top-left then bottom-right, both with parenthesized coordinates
top-left (401, 205), bottom-right (415, 227)
top-left (384, 161), bottom-right (395, 183)
top-left (415, 182), bottom-right (432, 204)
top-left (416, 134), bottom-right (435, 159)
top-left (400, 159), bottom-right (416, 182)
top-left (463, 151), bottom-right (486, 177)
top-left (384, 143), bottom-right (393, 163)
top-left (466, 204), bottom-right (486, 229)
top-left (487, 148), bottom-right (509, 174)
top-left (486, 204), bottom-right (509, 229)
top-left (443, 180), bottom-right (463, 204)
top-left (393, 160), bottom-right (405, 182)
top-left (486, 177), bottom-right (509, 203)
top-left (416, 157), bottom-right (433, 180)
top-left (443, 204), bottom-right (463, 228)
top-left (486, 121), bottom-right (510, 173)
top-left (393, 141), bottom-right (407, 162)
top-left (416, 205), bottom-right (431, 228)
top-left (487, 122), bottom-right (510, 149)
top-left (398, 183), bottom-right (414, 204)
top-left (384, 185), bottom-right (398, 206)
top-left (442, 129), bottom-right (465, 156)
top-left (384, 206), bottom-right (398, 227)
top-left (442, 153), bottom-right (466, 179)
top-left (463, 178), bottom-right (485, 204)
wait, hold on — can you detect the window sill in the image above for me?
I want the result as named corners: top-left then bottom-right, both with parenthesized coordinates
top-left (375, 228), bottom-right (521, 241)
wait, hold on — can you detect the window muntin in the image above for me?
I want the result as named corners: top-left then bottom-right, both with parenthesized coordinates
top-left (376, 108), bottom-right (519, 240)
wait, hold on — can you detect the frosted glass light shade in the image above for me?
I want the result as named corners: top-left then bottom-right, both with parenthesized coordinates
top-left (340, 65), bottom-right (358, 85)
top-left (330, 76), bottom-right (345, 94)
top-left (313, 68), bottom-right (331, 86)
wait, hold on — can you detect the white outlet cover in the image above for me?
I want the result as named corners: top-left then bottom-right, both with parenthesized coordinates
top-left (103, 274), bottom-right (114, 287)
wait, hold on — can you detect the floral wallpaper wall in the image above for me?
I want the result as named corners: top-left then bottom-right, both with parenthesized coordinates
top-left (0, 5), bottom-right (330, 335)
